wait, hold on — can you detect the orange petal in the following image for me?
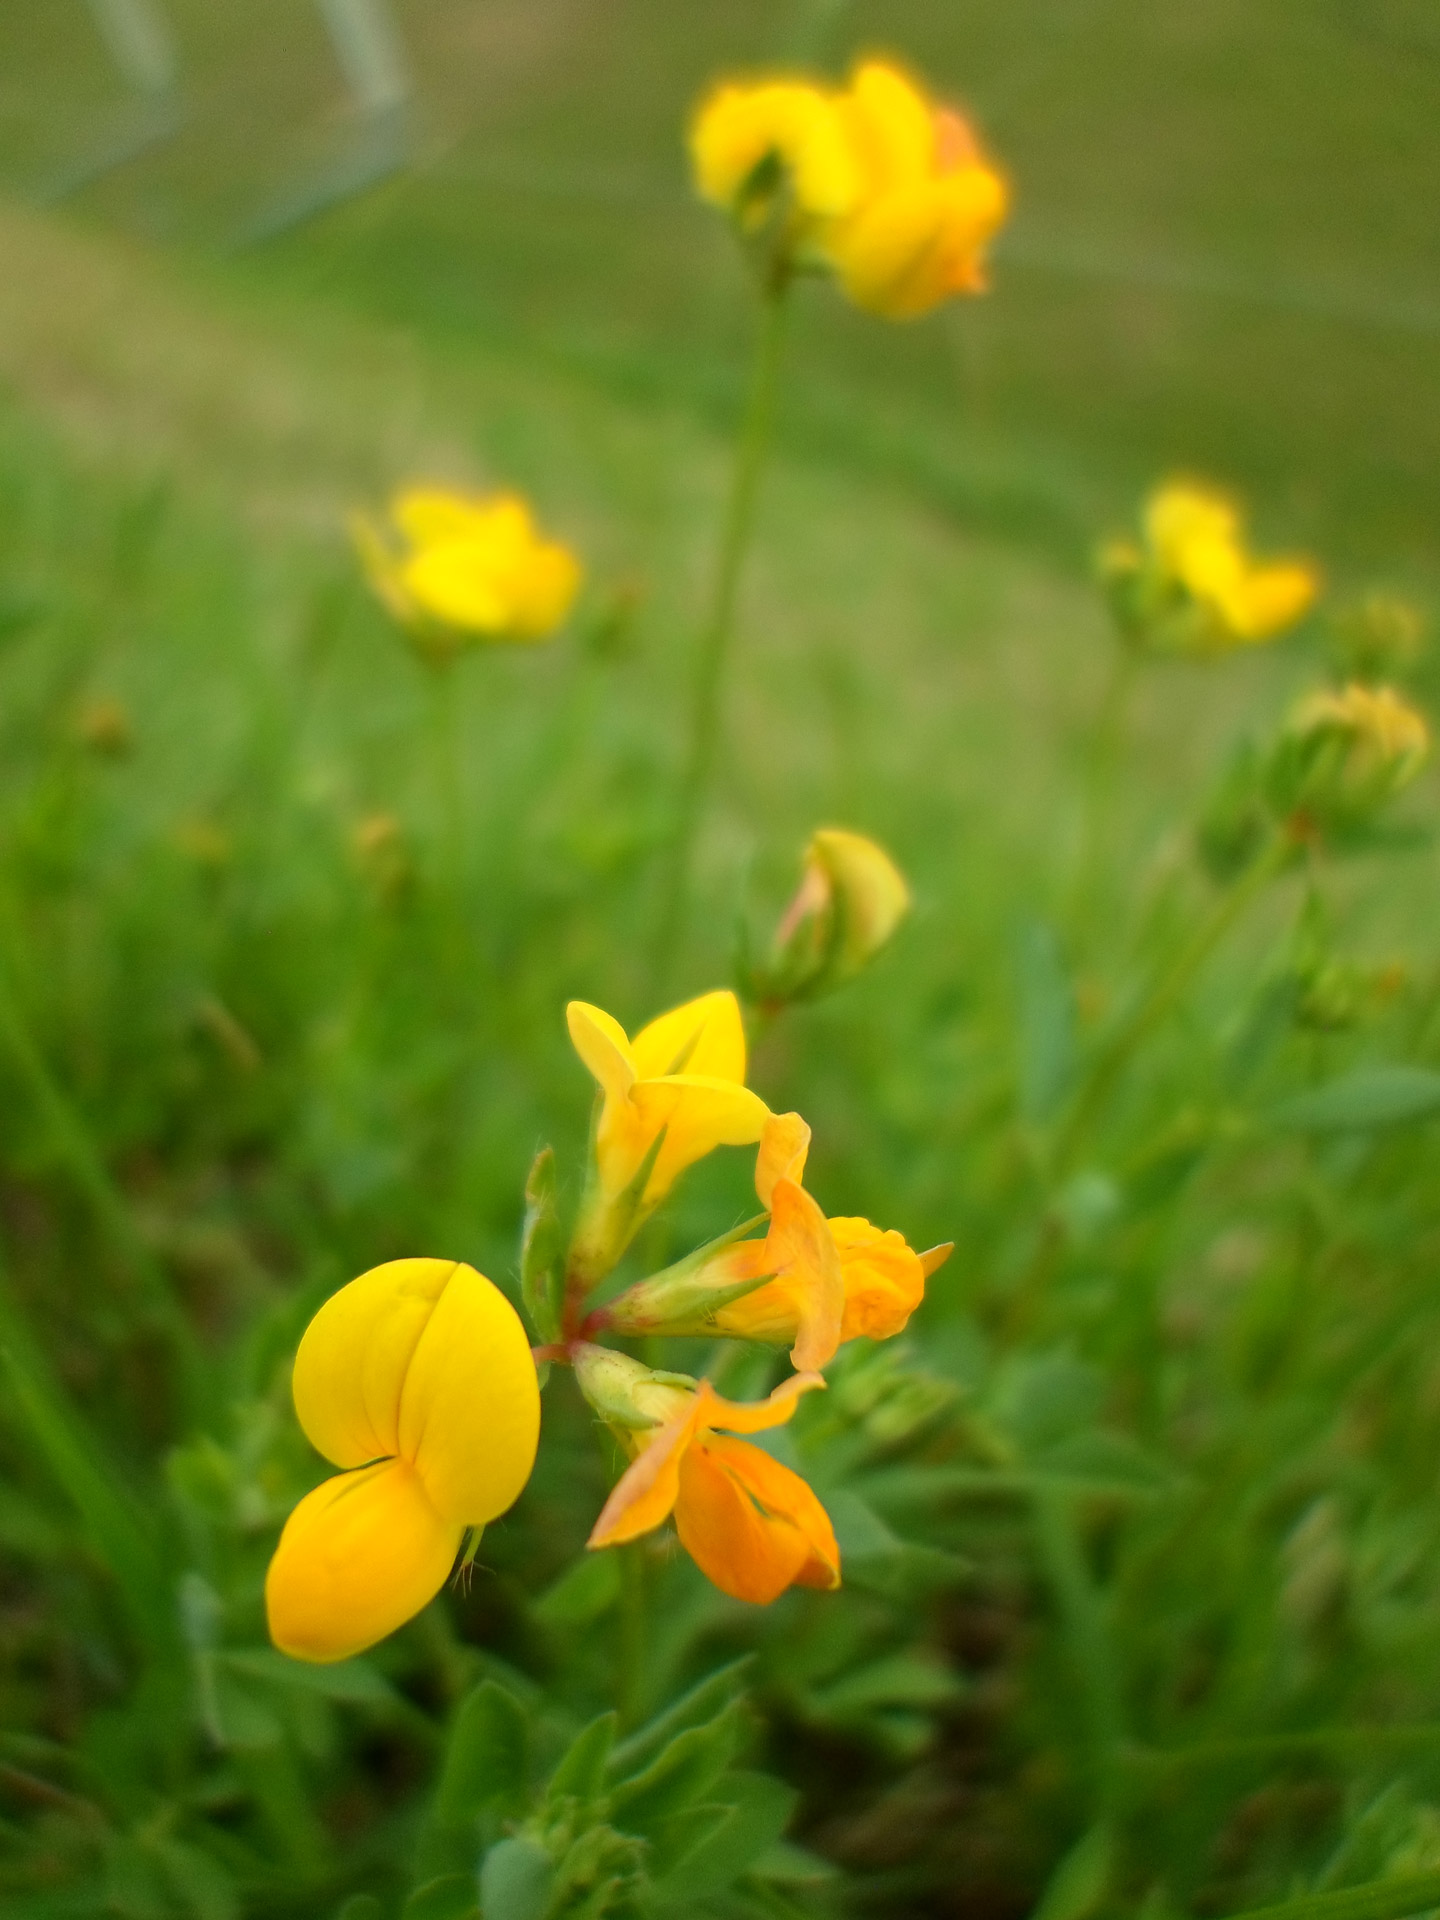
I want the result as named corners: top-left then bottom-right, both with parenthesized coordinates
top-left (676, 1435), bottom-right (840, 1602)
top-left (587, 1399), bottom-right (702, 1550)
top-left (696, 1371), bottom-right (825, 1435)
top-left (767, 1177), bottom-right (845, 1370)
top-left (755, 1111), bottom-right (811, 1208)
top-left (266, 1460), bottom-right (463, 1664)
top-left (830, 1218), bottom-right (927, 1342)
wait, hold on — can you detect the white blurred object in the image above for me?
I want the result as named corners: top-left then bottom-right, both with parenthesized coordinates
top-left (87, 0), bottom-right (179, 98)
top-left (315, 0), bottom-right (411, 117)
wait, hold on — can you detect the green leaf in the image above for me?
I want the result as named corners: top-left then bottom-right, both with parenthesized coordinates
top-left (478, 1837), bottom-right (554, 1920)
top-left (547, 1711), bottom-right (617, 1806)
top-left (402, 1876), bottom-right (480, 1920)
top-left (1220, 1870), bottom-right (1440, 1920)
top-left (608, 1658), bottom-right (752, 1783)
top-left (1270, 1066), bottom-right (1440, 1134)
top-left (520, 1146), bottom-right (564, 1343)
top-left (532, 1551), bottom-right (621, 1628)
top-left (1030, 1824), bottom-right (1113, 1920)
top-left (643, 1802), bottom-right (735, 1878)
top-left (608, 1705), bottom-right (743, 1837)
top-left (218, 1648), bottom-right (398, 1707)
top-left (414, 1682), bottom-right (528, 1882)
top-left (652, 1771), bottom-right (799, 1900)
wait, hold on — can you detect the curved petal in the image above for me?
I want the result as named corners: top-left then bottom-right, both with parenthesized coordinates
top-left (587, 1399), bottom-right (702, 1550)
top-left (755, 1111), bottom-right (811, 1208)
top-left (676, 1436), bottom-right (840, 1602)
top-left (842, 61), bottom-right (935, 192)
top-left (403, 542), bottom-right (511, 633)
top-left (920, 1242), bottom-right (955, 1279)
top-left (392, 487), bottom-right (495, 548)
top-left (767, 1178), bottom-right (844, 1370)
top-left (631, 990), bottom-right (748, 1083)
top-left (292, 1259), bottom-right (459, 1470)
top-left (266, 1460), bottom-right (463, 1664)
top-left (566, 1001), bottom-right (637, 1104)
top-left (697, 1371), bottom-right (825, 1435)
top-left (631, 1076), bottom-right (770, 1202)
top-left (398, 1265), bottom-right (541, 1525)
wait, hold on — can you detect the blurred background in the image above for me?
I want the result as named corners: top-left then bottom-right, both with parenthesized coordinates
top-left (3, 6), bottom-right (1440, 1919)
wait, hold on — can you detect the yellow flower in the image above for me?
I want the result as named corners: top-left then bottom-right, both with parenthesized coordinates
top-left (353, 486), bottom-right (581, 656)
top-left (1141, 481), bottom-right (1319, 647)
top-left (566, 991), bottom-right (770, 1284)
top-left (712, 1113), bottom-right (946, 1365)
top-left (689, 78), bottom-right (860, 232)
top-left (822, 62), bottom-right (1008, 320)
top-left (580, 1352), bottom-right (839, 1605)
top-left (600, 1112), bottom-right (949, 1370)
top-left (766, 828), bottom-right (911, 1001)
top-left (266, 1259), bottom-right (540, 1663)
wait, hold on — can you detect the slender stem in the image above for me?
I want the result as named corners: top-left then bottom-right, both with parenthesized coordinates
top-left (427, 660), bottom-right (465, 900)
top-left (1052, 832), bottom-right (1291, 1176)
top-left (651, 279), bottom-right (791, 994)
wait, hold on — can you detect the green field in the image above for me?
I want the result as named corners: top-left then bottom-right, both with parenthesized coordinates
top-left (1, 3), bottom-right (1439, 1918)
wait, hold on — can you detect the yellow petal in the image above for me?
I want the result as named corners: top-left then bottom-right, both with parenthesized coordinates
top-left (697, 1372), bottom-right (825, 1435)
top-left (392, 487), bottom-right (496, 549)
top-left (689, 80), bottom-right (858, 221)
top-left (631, 989), bottom-right (748, 1082)
top-left (397, 1265), bottom-right (541, 1525)
top-left (1220, 562), bottom-right (1319, 640)
top-left (767, 1177), bottom-right (844, 1370)
top-left (832, 171), bottom-right (1007, 319)
top-left (1144, 483), bottom-right (1240, 569)
top-left (830, 1217), bottom-right (926, 1342)
top-left (587, 1398), bottom-right (702, 1549)
top-left (567, 1001), bottom-right (638, 1104)
top-left (841, 61), bottom-right (936, 193)
top-left (808, 829), bottom-right (911, 973)
top-left (755, 1110), bottom-right (811, 1208)
top-left (292, 1258), bottom-right (459, 1470)
top-left (266, 1460), bottom-right (463, 1664)
top-left (675, 1435), bottom-right (840, 1603)
top-left (630, 1075), bottom-right (771, 1202)
top-left (920, 1242), bottom-right (955, 1278)
top-left (504, 541), bottom-right (583, 637)
top-left (402, 541), bottom-right (514, 633)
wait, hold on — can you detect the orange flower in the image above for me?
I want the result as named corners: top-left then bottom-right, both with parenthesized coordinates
top-left (581, 1357), bottom-right (839, 1605)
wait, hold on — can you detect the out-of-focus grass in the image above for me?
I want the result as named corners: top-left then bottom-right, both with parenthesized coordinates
top-left (2, 6), bottom-right (1440, 1919)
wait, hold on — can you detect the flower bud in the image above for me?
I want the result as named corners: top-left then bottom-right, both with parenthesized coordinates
top-left (570, 1343), bottom-right (694, 1434)
top-left (1328, 594), bottom-right (1426, 687)
top-left (1267, 683), bottom-right (1429, 833)
top-left (746, 828), bottom-right (910, 1008)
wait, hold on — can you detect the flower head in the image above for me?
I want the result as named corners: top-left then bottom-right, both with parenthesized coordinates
top-left (266, 1259), bottom-right (540, 1663)
top-left (353, 486), bottom-right (581, 659)
top-left (1272, 682), bottom-right (1430, 828)
top-left (755, 827), bottom-right (911, 1005)
top-left (600, 1112), bottom-right (949, 1370)
top-left (822, 61), bottom-right (1008, 319)
top-left (1106, 480), bottom-right (1318, 654)
top-left (566, 991), bottom-right (770, 1285)
top-left (578, 1349), bottom-right (839, 1605)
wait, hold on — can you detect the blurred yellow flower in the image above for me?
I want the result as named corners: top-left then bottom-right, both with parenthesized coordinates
top-left (1281, 682), bottom-right (1430, 823)
top-left (688, 60), bottom-right (1007, 320)
top-left (1142, 480), bottom-right (1319, 647)
top-left (566, 990), bottom-right (770, 1283)
top-left (353, 486), bottom-right (581, 657)
top-left (266, 1259), bottom-right (539, 1663)
top-left (823, 62), bottom-right (1008, 319)
top-left (580, 1352), bottom-right (839, 1605)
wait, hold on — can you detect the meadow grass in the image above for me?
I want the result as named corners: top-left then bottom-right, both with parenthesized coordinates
top-left (0, 5), bottom-right (1439, 1918)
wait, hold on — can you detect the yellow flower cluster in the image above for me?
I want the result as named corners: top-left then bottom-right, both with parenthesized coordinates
top-left (690, 60), bottom-right (1008, 319)
top-left (353, 486), bottom-right (582, 660)
top-left (1103, 480), bottom-right (1319, 655)
top-left (267, 971), bottom-right (947, 1656)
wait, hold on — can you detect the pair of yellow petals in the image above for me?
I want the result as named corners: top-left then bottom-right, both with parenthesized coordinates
top-left (691, 60), bottom-right (1009, 320)
top-left (1143, 482), bottom-right (1318, 645)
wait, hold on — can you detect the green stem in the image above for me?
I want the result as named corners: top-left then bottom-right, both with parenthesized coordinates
top-left (0, 952), bottom-right (203, 1408)
top-left (1053, 832), bottom-right (1291, 1176)
top-left (1068, 648), bottom-right (1140, 920)
top-left (1217, 1871), bottom-right (1440, 1920)
top-left (427, 660), bottom-right (465, 901)
top-left (651, 278), bottom-right (791, 994)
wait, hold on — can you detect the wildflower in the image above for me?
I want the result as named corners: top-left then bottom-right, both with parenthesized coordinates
top-left (1270, 682), bottom-right (1429, 830)
top-left (750, 827), bottom-right (911, 1006)
top-left (577, 1347), bottom-right (839, 1605)
top-left (266, 1259), bottom-right (540, 1663)
top-left (601, 1112), bottom-right (948, 1369)
top-left (1106, 480), bottom-right (1318, 653)
top-left (566, 991), bottom-right (769, 1287)
top-left (353, 486), bottom-right (581, 659)
top-left (822, 61), bottom-right (1008, 320)
top-left (690, 77), bottom-right (860, 236)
